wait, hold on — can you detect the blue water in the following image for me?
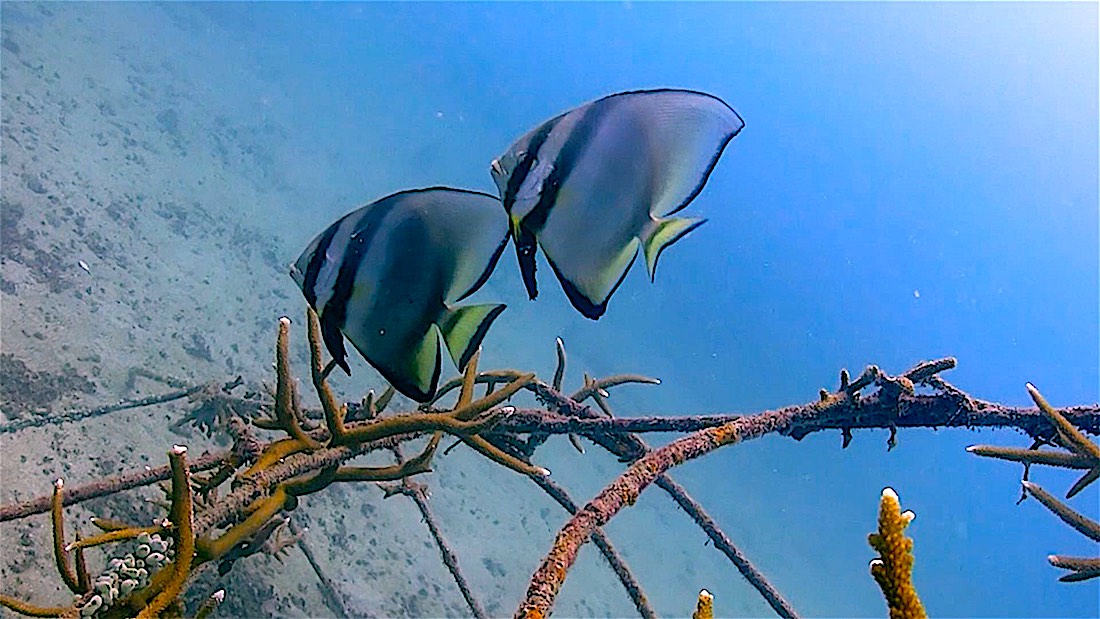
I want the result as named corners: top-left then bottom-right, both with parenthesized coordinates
top-left (5, 2), bottom-right (1098, 617)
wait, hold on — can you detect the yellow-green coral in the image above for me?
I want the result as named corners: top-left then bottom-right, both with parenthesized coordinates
top-left (136, 445), bottom-right (195, 619)
top-left (868, 487), bottom-right (926, 619)
top-left (692, 589), bottom-right (714, 619)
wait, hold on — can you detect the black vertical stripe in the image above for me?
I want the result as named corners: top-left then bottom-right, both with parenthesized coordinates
top-left (457, 303), bottom-right (506, 371)
top-left (516, 225), bottom-right (539, 299)
top-left (455, 229), bottom-right (510, 303)
top-left (523, 99), bottom-right (609, 233)
top-left (502, 115), bottom-right (561, 214)
top-left (324, 199), bottom-right (398, 335)
top-left (301, 221), bottom-right (342, 308)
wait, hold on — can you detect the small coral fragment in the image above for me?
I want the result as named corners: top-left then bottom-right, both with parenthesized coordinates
top-left (692, 589), bottom-right (714, 619)
top-left (868, 487), bottom-right (926, 619)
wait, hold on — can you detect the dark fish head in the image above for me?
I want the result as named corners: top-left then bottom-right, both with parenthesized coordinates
top-left (489, 148), bottom-right (523, 246)
top-left (491, 115), bottom-right (555, 207)
top-left (288, 261), bottom-right (305, 289)
top-left (489, 149), bottom-right (520, 201)
top-left (289, 234), bottom-right (322, 291)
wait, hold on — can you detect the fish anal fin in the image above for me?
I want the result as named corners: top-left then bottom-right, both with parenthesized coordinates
top-left (643, 217), bottom-right (706, 281)
top-left (378, 326), bottom-right (442, 403)
top-left (545, 247), bottom-right (638, 321)
top-left (439, 303), bottom-right (507, 371)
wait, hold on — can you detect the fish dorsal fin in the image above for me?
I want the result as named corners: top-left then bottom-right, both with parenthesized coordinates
top-left (607, 89), bottom-right (743, 217)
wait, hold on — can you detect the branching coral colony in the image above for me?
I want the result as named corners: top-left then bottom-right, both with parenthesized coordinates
top-left (2, 311), bottom-right (1099, 618)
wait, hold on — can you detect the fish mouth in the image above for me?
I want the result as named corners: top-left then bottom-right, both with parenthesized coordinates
top-left (490, 159), bottom-right (506, 194)
top-left (288, 263), bottom-right (304, 286)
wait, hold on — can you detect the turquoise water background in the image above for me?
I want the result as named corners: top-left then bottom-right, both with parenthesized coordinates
top-left (3, 2), bottom-right (1097, 617)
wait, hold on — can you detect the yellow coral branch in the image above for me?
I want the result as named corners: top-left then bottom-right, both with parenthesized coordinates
top-left (868, 487), bottom-right (926, 619)
top-left (89, 517), bottom-right (140, 532)
top-left (451, 373), bottom-right (534, 422)
top-left (1022, 481), bottom-right (1100, 542)
top-left (137, 445), bottom-right (196, 619)
top-left (965, 445), bottom-right (1094, 469)
top-left (340, 405), bottom-right (515, 444)
top-left (431, 369), bottom-right (529, 407)
top-left (285, 465), bottom-right (339, 497)
top-left (333, 434), bottom-right (441, 482)
top-left (65, 525), bottom-right (163, 551)
top-left (199, 487), bottom-right (290, 561)
top-left (457, 348), bottom-right (481, 410)
top-left (243, 437), bottom-right (313, 477)
top-left (50, 479), bottom-right (83, 594)
top-left (569, 374), bottom-right (660, 403)
top-left (1028, 383), bottom-right (1100, 461)
top-left (72, 530), bottom-right (90, 593)
top-left (0, 594), bottom-right (67, 617)
top-left (274, 317), bottom-right (322, 449)
top-left (461, 435), bottom-right (549, 477)
top-left (306, 308), bottom-right (350, 444)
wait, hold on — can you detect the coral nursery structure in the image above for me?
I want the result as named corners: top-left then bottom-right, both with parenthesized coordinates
top-left (1, 312), bottom-right (1099, 618)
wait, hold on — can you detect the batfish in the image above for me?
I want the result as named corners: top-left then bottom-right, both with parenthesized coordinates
top-left (290, 187), bottom-right (509, 402)
top-left (490, 88), bottom-right (744, 319)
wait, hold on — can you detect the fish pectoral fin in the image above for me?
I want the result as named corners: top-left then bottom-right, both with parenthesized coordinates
top-left (642, 216), bottom-right (706, 281)
top-left (439, 303), bottom-right (507, 371)
top-left (514, 225), bottom-right (539, 300)
top-left (320, 311), bottom-right (352, 375)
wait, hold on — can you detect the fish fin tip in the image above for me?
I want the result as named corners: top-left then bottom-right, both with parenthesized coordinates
top-left (643, 216), bottom-right (706, 280)
top-left (440, 303), bottom-right (507, 371)
top-left (515, 226), bottom-right (540, 300)
top-left (545, 257), bottom-right (610, 320)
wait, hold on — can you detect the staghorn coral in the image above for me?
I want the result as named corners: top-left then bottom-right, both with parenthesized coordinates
top-left (969, 383), bottom-right (1100, 583)
top-left (0, 309), bottom-right (542, 617)
top-left (868, 488), bottom-right (926, 619)
top-left (2, 319), bottom-right (1099, 618)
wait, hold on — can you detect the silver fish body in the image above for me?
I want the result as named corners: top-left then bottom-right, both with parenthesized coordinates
top-left (290, 187), bottom-right (508, 402)
top-left (490, 88), bottom-right (745, 319)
